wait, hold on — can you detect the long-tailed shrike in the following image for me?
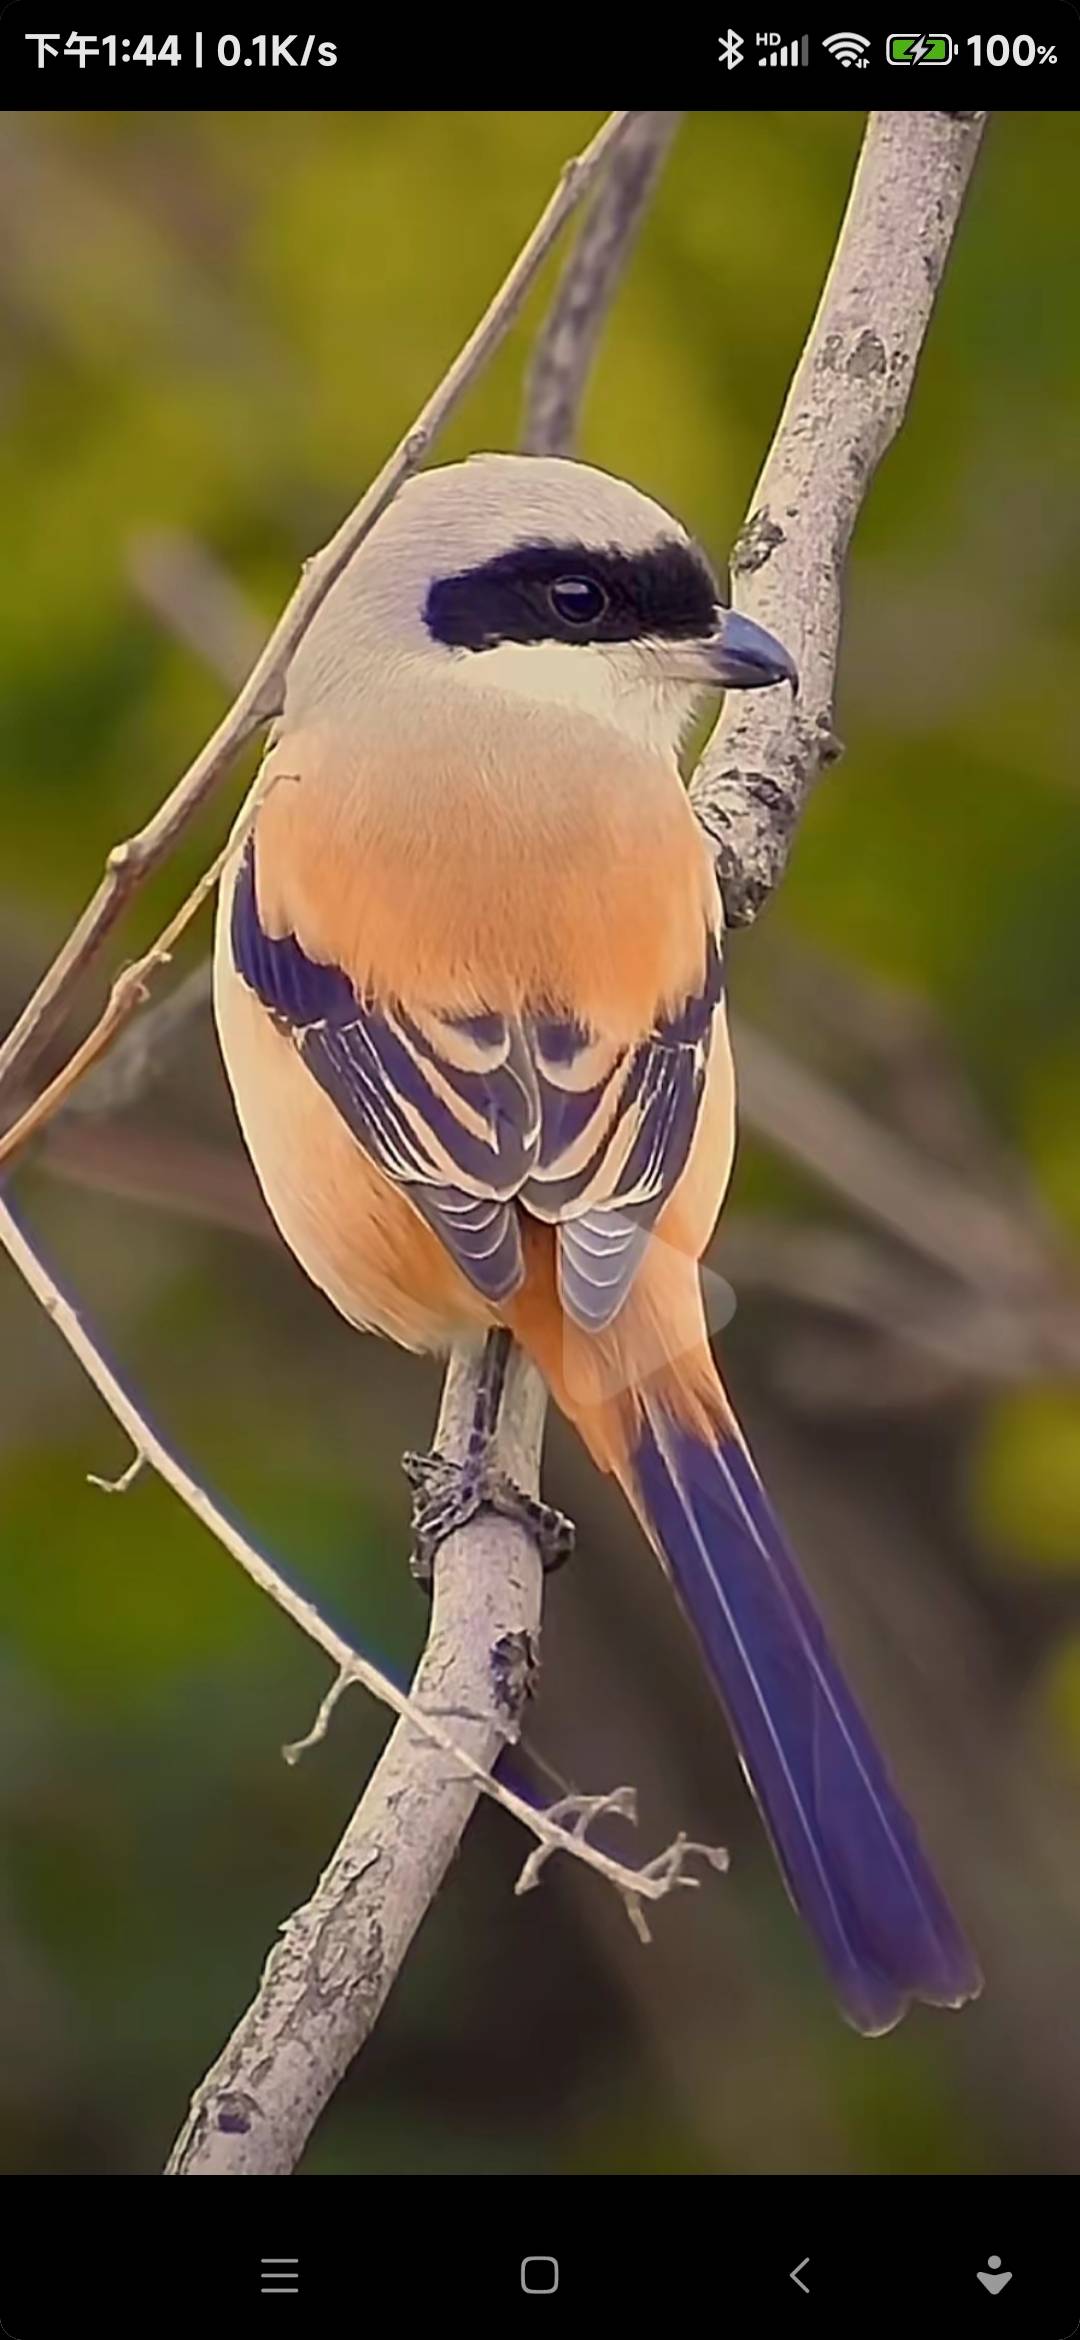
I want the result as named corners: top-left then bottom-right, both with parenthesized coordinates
top-left (214, 454), bottom-right (981, 2033)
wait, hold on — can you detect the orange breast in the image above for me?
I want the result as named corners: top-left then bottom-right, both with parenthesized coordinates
top-left (251, 714), bottom-right (719, 1040)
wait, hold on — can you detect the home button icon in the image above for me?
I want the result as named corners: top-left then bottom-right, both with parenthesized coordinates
top-left (521, 2257), bottom-right (559, 2295)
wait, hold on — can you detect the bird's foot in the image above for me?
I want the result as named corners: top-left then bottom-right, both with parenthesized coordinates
top-left (402, 1448), bottom-right (576, 1590)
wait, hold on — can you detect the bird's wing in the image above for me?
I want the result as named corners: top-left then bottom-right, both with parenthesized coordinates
top-left (231, 834), bottom-right (723, 1327)
top-left (522, 930), bottom-right (724, 1329)
top-left (229, 836), bottom-right (539, 1302)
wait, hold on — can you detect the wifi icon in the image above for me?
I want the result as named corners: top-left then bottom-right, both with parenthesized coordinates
top-left (822, 30), bottom-right (871, 64)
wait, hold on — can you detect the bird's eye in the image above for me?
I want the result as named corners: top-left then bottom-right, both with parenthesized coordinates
top-left (547, 575), bottom-right (608, 627)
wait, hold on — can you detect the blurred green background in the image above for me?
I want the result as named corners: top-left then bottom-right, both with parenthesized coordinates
top-left (2, 108), bottom-right (1079, 2177)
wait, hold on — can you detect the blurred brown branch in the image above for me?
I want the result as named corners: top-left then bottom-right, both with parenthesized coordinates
top-left (41, 1114), bottom-right (268, 1240)
top-left (521, 110), bottom-right (684, 454)
top-left (49, 960), bottom-right (214, 1124)
top-left (127, 529), bottom-right (264, 688)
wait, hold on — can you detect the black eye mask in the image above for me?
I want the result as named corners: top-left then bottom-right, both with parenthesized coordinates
top-left (424, 536), bottom-right (719, 652)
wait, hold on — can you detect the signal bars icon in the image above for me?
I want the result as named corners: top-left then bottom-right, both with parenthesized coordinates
top-left (756, 31), bottom-right (810, 65)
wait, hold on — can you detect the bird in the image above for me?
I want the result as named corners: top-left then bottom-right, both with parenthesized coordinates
top-left (214, 451), bottom-right (982, 2036)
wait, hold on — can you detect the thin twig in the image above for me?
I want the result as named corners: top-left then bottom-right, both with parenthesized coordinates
top-left (42, 117), bottom-right (681, 1154)
top-left (0, 107), bottom-right (636, 1117)
top-left (691, 111), bottom-right (987, 925)
top-left (521, 111), bottom-right (683, 454)
top-left (0, 781), bottom-right (276, 1168)
top-left (0, 1191), bottom-right (719, 1923)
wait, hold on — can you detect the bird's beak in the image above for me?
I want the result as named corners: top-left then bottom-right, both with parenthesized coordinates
top-left (667, 609), bottom-right (799, 693)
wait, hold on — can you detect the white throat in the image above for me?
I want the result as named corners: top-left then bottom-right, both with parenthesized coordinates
top-left (445, 637), bottom-right (702, 762)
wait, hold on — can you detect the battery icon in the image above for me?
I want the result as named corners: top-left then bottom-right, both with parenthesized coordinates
top-left (886, 33), bottom-right (954, 62)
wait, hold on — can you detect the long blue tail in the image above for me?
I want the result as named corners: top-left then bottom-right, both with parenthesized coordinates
top-left (629, 1397), bottom-right (982, 2034)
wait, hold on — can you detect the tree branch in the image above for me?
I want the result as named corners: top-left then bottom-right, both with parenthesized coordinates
top-left (165, 1350), bottom-right (548, 2172)
top-left (162, 1344), bottom-right (720, 2176)
top-left (691, 110), bottom-right (986, 926)
top-left (521, 110), bottom-right (684, 453)
top-left (0, 107), bottom-right (635, 1118)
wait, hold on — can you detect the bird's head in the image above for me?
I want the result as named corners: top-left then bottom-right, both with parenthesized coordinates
top-left (287, 453), bottom-right (797, 759)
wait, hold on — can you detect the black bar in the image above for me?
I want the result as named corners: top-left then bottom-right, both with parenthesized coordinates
top-left (2, 2176), bottom-right (1079, 2336)
top-left (0, 12), bottom-right (1077, 105)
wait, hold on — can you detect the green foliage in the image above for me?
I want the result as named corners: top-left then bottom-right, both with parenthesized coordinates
top-left (975, 1390), bottom-right (1080, 1574)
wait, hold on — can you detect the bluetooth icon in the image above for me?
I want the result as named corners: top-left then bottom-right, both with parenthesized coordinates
top-left (718, 28), bottom-right (745, 66)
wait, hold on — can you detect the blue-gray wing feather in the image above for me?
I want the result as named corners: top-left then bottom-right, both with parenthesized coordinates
top-left (231, 840), bottom-right (534, 1300)
top-left (231, 838), bottom-right (722, 1325)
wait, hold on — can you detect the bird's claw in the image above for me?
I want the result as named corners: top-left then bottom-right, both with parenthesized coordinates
top-left (402, 1448), bottom-right (575, 1590)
